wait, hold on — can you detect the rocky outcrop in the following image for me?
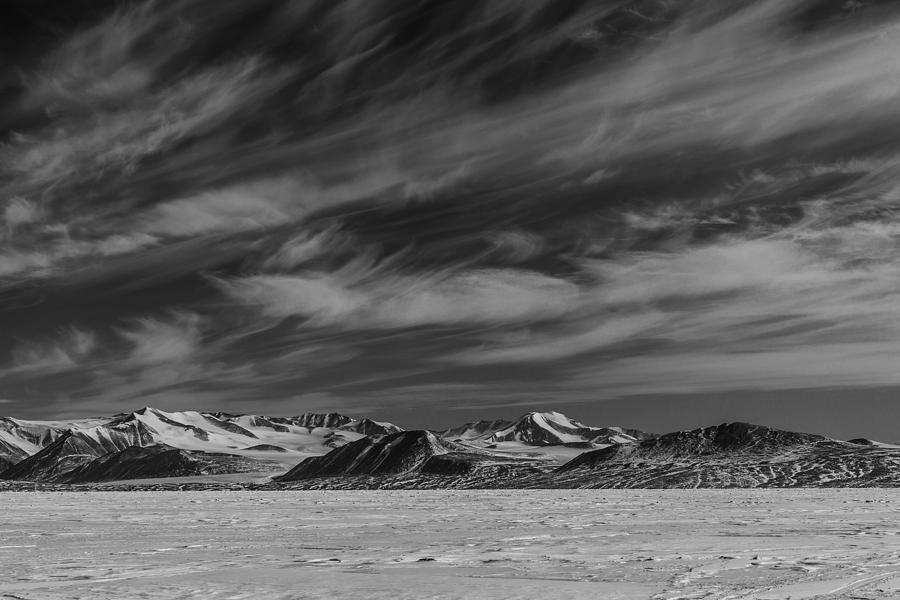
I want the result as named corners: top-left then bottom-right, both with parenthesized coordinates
top-left (276, 431), bottom-right (455, 480)
top-left (0, 427), bottom-right (152, 482)
top-left (54, 445), bottom-right (206, 484)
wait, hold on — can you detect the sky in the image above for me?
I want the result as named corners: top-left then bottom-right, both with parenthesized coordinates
top-left (3, 0), bottom-right (900, 439)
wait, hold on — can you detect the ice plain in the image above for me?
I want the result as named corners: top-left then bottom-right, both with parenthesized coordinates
top-left (3, 490), bottom-right (900, 599)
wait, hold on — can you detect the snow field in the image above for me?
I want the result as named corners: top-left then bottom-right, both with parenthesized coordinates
top-left (3, 490), bottom-right (900, 598)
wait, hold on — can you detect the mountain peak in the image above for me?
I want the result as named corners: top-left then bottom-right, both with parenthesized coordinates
top-left (441, 411), bottom-right (650, 446)
top-left (441, 418), bottom-right (514, 440)
top-left (675, 422), bottom-right (828, 451)
top-left (492, 411), bottom-right (617, 445)
top-left (275, 430), bottom-right (454, 481)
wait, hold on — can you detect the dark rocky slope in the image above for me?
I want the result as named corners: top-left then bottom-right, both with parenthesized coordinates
top-left (552, 422), bottom-right (899, 489)
top-left (54, 445), bottom-right (206, 484)
top-left (275, 431), bottom-right (455, 480)
top-left (276, 430), bottom-right (547, 483)
top-left (0, 427), bottom-right (154, 482)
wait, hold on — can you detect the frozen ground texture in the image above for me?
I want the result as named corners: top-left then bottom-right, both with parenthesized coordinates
top-left (4, 491), bottom-right (900, 599)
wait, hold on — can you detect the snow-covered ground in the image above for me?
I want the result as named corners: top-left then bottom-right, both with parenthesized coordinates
top-left (3, 490), bottom-right (900, 599)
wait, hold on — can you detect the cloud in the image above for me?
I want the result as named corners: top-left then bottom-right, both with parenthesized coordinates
top-left (219, 267), bottom-right (580, 329)
top-left (138, 163), bottom-right (439, 240)
top-left (451, 311), bottom-right (668, 364)
top-left (25, 2), bottom-right (163, 111)
top-left (542, 1), bottom-right (900, 163)
top-left (401, 163), bottom-right (473, 201)
top-left (575, 342), bottom-right (900, 399)
top-left (5, 327), bottom-right (97, 374)
top-left (9, 57), bottom-right (287, 191)
top-left (117, 312), bottom-right (204, 366)
top-left (447, 218), bottom-right (900, 393)
top-left (143, 177), bottom-right (305, 237)
top-left (259, 227), bottom-right (344, 271)
top-left (483, 229), bottom-right (547, 264)
top-left (0, 232), bottom-right (158, 280)
top-left (3, 198), bottom-right (41, 231)
top-left (93, 233), bottom-right (159, 256)
top-left (0, 251), bottom-right (53, 278)
top-left (586, 239), bottom-right (824, 307)
top-left (7, 0), bottom-right (900, 421)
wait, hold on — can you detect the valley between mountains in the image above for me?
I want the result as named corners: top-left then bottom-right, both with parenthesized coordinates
top-left (2, 407), bottom-right (899, 489)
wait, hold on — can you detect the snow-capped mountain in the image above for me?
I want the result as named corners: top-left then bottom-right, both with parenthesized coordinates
top-left (0, 408), bottom-right (653, 484)
top-left (274, 422), bottom-right (900, 490)
top-left (443, 411), bottom-right (651, 446)
top-left (218, 412), bottom-right (400, 437)
top-left (9, 410), bottom-right (900, 489)
top-left (0, 407), bottom-right (402, 483)
top-left (107, 407), bottom-right (401, 456)
top-left (0, 416), bottom-right (75, 469)
top-left (1, 426), bottom-right (153, 482)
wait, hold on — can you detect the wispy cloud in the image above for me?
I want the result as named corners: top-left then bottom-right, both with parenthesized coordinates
top-left (5, 327), bottom-right (96, 374)
top-left (448, 225), bottom-right (900, 396)
top-left (25, 2), bottom-right (163, 110)
top-left (3, 197), bottom-right (42, 231)
top-left (0, 231), bottom-right (158, 279)
top-left (143, 177), bottom-right (305, 237)
top-left (6, 0), bottom-right (900, 424)
top-left (9, 57), bottom-right (287, 192)
top-left (575, 342), bottom-right (900, 399)
top-left (218, 266), bottom-right (580, 329)
top-left (117, 311), bottom-right (204, 366)
top-left (451, 311), bottom-right (668, 364)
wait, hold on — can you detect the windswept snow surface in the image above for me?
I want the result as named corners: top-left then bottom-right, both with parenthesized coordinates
top-left (4, 490), bottom-right (900, 599)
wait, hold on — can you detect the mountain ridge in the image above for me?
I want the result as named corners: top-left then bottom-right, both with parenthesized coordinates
top-left (0, 406), bottom-right (404, 483)
top-left (3, 408), bottom-right (898, 488)
top-left (54, 444), bottom-right (206, 484)
top-left (441, 411), bottom-right (652, 446)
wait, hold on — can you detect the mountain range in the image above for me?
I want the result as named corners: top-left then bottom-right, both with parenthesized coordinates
top-left (3, 408), bottom-right (900, 488)
top-left (0, 407), bottom-right (399, 482)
